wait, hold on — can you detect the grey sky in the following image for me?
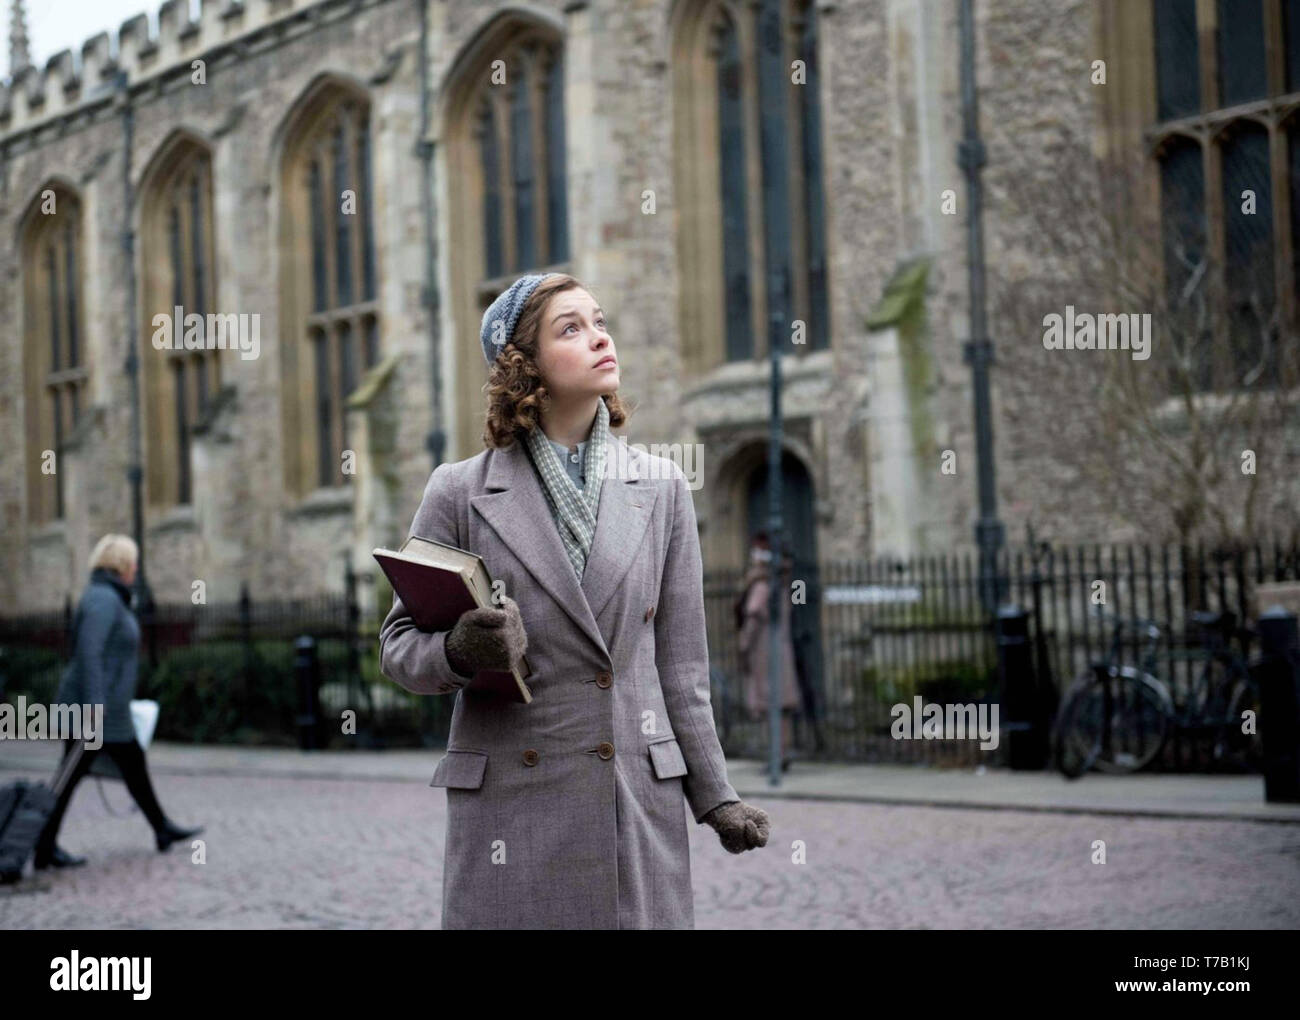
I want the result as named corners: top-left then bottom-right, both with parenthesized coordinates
top-left (5, 0), bottom-right (199, 80)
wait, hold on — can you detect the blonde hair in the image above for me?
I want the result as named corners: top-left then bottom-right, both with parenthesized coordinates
top-left (88, 533), bottom-right (138, 576)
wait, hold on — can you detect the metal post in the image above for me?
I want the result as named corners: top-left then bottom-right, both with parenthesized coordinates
top-left (1257, 608), bottom-right (1300, 803)
top-left (294, 635), bottom-right (322, 751)
top-left (767, 266), bottom-right (787, 788)
top-left (416, 0), bottom-right (445, 472)
top-left (956, 0), bottom-right (1004, 613)
top-left (997, 604), bottom-right (1044, 769)
top-left (755, 0), bottom-right (795, 787)
top-left (63, 594), bottom-right (74, 659)
top-left (343, 551), bottom-right (374, 740)
top-left (116, 70), bottom-right (157, 659)
top-left (239, 582), bottom-right (253, 726)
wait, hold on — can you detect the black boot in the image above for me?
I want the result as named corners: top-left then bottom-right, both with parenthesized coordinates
top-left (155, 819), bottom-right (205, 853)
top-left (33, 844), bottom-right (88, 870)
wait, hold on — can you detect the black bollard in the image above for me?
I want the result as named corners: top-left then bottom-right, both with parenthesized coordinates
top-left (1256, 608), bottom-right (1300, 803)
top-left (293, 635), bottom-right (322, 751)
top-left (997, 604), bottom-right (1043, 769)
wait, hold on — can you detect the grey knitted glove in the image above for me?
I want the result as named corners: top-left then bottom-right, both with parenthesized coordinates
top-left (702, 800), bottom-right (770, 854)
top-left (444, 595), bottom-right (528, 679)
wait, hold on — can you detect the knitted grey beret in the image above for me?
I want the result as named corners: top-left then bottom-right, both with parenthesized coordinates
top-left (479, 272), bottom-right (556, 366)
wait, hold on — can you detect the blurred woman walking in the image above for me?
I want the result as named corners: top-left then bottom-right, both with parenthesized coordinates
top-left (35, 534), bottom-right (203, 870)
top-left (736, 532), bottom-right (802, 770)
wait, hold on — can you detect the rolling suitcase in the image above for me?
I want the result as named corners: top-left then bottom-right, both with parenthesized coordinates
top-left (0, 741), bottom-right (85, 883)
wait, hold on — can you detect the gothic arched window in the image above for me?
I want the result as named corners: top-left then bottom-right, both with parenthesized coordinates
top-left (278, 79), bottom-right (380, 495)
top-left (445, 16), bottom-right (570, 457)
top-left (21, 184), bottom-right (87, 524)
top-left (473, 33), bottom-right (568, 280)
top-left (673, 0), bottom-right (830, 371)
top-left (139, 135), bottom-right (218, 507)
top-left (1150, 0), bottom-right (1300, 391)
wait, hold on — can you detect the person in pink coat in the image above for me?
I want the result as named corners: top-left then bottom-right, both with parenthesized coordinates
top-left (736, 533), bottom-right (801, 769)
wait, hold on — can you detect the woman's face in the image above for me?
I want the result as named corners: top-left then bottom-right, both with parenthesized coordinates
top-left (118, 560), bottom-right (137, 586)
top-left (535, 287), bottom-right (619, 404)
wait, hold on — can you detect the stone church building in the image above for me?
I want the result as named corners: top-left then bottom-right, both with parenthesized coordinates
top-left (2, 0), bottom-right (1297, 616)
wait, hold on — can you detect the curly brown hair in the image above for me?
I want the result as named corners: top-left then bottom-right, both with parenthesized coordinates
top-left (482, 273), bottom-right (631, 449)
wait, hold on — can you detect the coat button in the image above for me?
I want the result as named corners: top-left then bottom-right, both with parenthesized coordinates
top-left (644, 606), bottom-right (655, 622)
top-left (523, 749), bottom-right (539, 766)
top-left (595, 671), bottom-right (612, 688)
top-left (596, 741), bottom-right (614, 760)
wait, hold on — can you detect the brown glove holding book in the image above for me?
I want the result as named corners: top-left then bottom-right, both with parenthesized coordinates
top-left (444, 595), bottom-right (528, 679)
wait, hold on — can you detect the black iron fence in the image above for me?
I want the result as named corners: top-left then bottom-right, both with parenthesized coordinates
top-left (2, 538), bottom-right (1297, 766)
top-left (0, 564), bottom-right (442, 749)
top-left (707, 537), bottom-right (1300, 770)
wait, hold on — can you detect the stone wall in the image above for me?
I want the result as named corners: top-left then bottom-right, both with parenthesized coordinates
top-left (1, 0), bottom-right (425, 610)
top-left (2, 0), bottom-right (1296, 616)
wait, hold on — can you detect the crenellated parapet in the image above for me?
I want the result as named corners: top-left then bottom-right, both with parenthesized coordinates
top-left (0, 0), bottom-right (324, 139)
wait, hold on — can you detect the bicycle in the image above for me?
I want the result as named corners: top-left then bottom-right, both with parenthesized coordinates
top-left (1052, 609), bottom-right (1262, 779)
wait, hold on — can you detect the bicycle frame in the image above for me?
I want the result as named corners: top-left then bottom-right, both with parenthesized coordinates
top-left (1179, 635), bottom-right (1254, 730)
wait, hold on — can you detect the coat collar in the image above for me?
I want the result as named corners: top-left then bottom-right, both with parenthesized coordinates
top-left (90, 567), bottom-right (132, 608)
top-left (470, 433), bottom-right (659, 662)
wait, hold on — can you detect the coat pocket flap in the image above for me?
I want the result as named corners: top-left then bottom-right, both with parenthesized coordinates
top-left (647, 737), bottom-right (688, 780)
top-left (430, 749), bottom-right (488, 789)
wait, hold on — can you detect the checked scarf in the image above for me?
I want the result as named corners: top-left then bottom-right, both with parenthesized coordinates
top-left (522, 397), bottom-right (610, 580)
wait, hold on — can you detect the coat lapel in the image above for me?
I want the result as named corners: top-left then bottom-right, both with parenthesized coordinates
top-left (469, 435), bottom-right (659, 662)
top-left (580, 440), bottom-right (659, 622)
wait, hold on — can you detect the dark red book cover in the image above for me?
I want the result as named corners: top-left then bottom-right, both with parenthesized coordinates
top-left (374, 549), bottom-right (532, 703)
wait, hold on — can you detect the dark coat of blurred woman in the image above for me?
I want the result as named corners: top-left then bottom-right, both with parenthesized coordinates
top-left (35, 533), bottom-right (203, 871)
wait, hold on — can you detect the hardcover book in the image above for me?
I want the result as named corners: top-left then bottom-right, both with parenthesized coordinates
top-left (374, 535), bottom-right (533, 703)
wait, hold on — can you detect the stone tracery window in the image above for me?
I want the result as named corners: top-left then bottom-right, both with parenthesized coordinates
top-left (473, 33), bottom-right (569, 283)
top-left (445, 16), bottom-right (570, 457)
top-left (21, 184), bottom-right (87, 524)
top-left (1149, 0), bottom-right (1300, 391)
top-left (140, 137), bottom-right (219, 507)
top-left (279, 80), bottom-right (380, 495)
top-left (673, 0), bottom-right (830, 371)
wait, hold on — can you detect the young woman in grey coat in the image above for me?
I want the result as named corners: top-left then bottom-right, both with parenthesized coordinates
top-left (379, 273), bottom-right (769, 929)
top-left (35, 534), bottom-right (203, 871)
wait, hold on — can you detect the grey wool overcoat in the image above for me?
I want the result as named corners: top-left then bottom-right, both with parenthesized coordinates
top-left (54, 568), bottom-right (141, 743)
top-left (378, 433), bottom-right (740, 929)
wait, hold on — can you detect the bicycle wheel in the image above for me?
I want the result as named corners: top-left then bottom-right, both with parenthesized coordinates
top-left (1055, 667), bottom-right (1172, 777)
top-left (1050, 680), bottom-right (1092, 774)
top-left (1054, 677), bottom-right (1103, 779)
top-left (1054, 669), bottom-right (1127, 778)
top-left (1219, 676), bottom-right (1263, 771)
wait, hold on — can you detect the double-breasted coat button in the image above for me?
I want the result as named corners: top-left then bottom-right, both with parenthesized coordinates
top-left (596, 741), bottom-right (615, 760)
top-left (595, 671), bottom-right (612, 688)
top-left (644, 607), bottom-right (655, 622)
top-left (523, 749), bottom-right (539, 766)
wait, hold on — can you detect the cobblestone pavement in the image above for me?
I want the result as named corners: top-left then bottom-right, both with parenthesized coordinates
top-left (2, 767), bottom-right (1297, 929)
